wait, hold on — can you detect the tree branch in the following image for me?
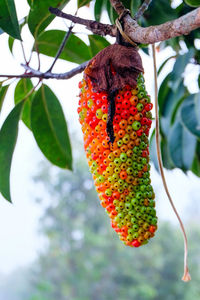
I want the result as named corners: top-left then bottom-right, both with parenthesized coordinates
top-left (123, 8), bottom-right (200, 44)
top-left (134, 0), bottom-right (152, 20)
top-left (49, 5), bottom-right (200, 45)
top-left (49, 7), bottom-right (116, 37)
top-left (0, 61), bottom-right (88, 80)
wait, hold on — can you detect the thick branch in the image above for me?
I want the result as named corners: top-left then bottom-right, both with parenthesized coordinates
top-left (50, 5), bottom-right (200, 45)
top-left (49, 7), bottom-right (116, 37)
top-left (123, 8), bottom-right (200, 44)
top-left (0, 61), bottom-right (88, 80)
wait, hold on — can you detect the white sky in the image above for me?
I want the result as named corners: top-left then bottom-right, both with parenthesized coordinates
top-left (0, 0), bottom-right (200, 276)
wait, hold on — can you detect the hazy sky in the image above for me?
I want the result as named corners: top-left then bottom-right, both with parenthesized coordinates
top-left (0, 0), bottom-right (200, 275)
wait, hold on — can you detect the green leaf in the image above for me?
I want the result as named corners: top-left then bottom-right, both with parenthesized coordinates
top-left (89, 35), bottom-right (110, 56)
top-left (14, 78), bottom-right (34, 129)
top-left (144, 0), bottom-right (177, 25)
top-left (158, 56), bottom-right (176, 76)
top-left (169, 119), bottom-right (196, 170)
top-left (158, 76), bottom-right (186, 136)
top-left (149, 130), bottom-right (175, 172)
top-left (171, 49), bottom-right (194, 91)
top-left (0, 0), bottom-right (21, 39)
top-left (181, 93), bottom-right (200, 139)
top-left (106, 0), bottom-right (118, 24)
top-left (149, 130), bottom-right (159, 172)
top-left (161, 137), bottom-right (175, 170)
top-left (28, 0), bottom-right (70, 37)
top-left (130, 0), bottom-right (141, 16)
top-left (78, 0), bottom-right (92, 8)
top-left (31, 84), bottom-right (72, 169)
top-left (0, 101), bottom-right (24, 202)
top-left (8, 36), bottom-right (15, 54)
top-left (8, 17), bottom-right (26, 54)
top-left (191, 142), bottom-right (200, 177)
top-left (0, 83), bottom-right (9, 113)
top-left (191, 155), bottom-right (200, 177)
top-left (94, 0), bottom-right (105, 22)
top-left (35, 30), bottom-right (91, 64)
top-left (198, 74), bottom-right (200, 89)
top-left (184, 0), bottom-right (200, 7)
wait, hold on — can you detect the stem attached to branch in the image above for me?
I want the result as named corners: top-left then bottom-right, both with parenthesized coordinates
top-left (152, 44), bottom-right (191, 283)
top-left (47, 25), bottom-right (74, 73)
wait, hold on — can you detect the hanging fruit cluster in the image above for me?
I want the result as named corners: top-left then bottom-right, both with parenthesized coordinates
top-left (77, 45), bottom-right (157, 247)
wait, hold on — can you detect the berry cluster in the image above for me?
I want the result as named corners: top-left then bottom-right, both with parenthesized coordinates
top-left (78, 73), bottom-right (157, 247)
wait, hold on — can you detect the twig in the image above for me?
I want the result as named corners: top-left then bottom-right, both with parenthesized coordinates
top-left (20, 42), bottom-right (28, 65)
top-left (47, 25), bottom-right (74, 72)
top-left (152, 44), bottom-right (191, 282)
top-left (0, 61), bottom-right (88, 80)
top-left (134, 0), bottom-right (152, 20)
top-left (49, 7), bottom-right (116, 37)
top-left (109, 0), bottom-right (126, 16)
top-left (23, 80), bottom-right (41, 100)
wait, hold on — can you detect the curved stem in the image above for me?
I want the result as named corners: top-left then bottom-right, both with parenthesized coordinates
top-left (152, 44), bottom-right (191, 282)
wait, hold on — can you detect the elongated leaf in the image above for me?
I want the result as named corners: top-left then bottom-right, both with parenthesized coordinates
top-left (28, 0), bottom-right (70, 37)
top-left (0, 101), bottom-right (24, 202)
top-left (89, 35), bottom-right (110, 56)
top-left (8, 36), bottom-right (15, 54)
top-left (78, 0), bottom-right (92, 8)
top-left (158, 77), bottom-right (186, 135)
top-left (0, 0), bottom-right (21, 39)
top-left (191, 142), bottom-right (200, 177)
top-left (149, 130), bottom-right (159, 172)
top-left (198, 74), bottom-right (200, 89)
top-left (158, 56), bottom-right (175, 76)
top-left (191, 155), bottom-right (200, 177)
top-left (0, 83), bottom-right (9, 113)
top-left (184, 0), bottom-right (200, 7)
top-left (8, 17), bottom-right (26, 54)
top-left (169, 119), bottom-right (196, 170)
top-left (94, 0), bottom-right (105, 21)
top-left (31, 85), bottom-right (72, 169)
top-left (171, 49), bottom-right (194, 91)
top-left (150, 130), bottom-right (175, 171)
top-left (181, 93), bottom-right (200, 139)
top-left (106, 0), bottom-right (118, 24)
top-left (14, 78), bottom-right (34, 129)
top-left (144, 0), bottom-right (177, 25)
top-left (130, 0), bottom-right (141, 16)
top-left (35, 30), bottom-right (91, 64)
